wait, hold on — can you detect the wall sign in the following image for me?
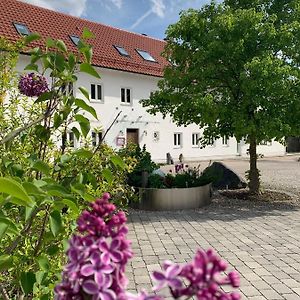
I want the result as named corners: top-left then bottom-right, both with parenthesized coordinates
top-left (116, 136), bottom-right (125, 146)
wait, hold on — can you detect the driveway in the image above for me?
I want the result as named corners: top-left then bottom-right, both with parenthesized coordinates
top-left (126, 201), bottom-right (300, 299)
top-left (221, 155), bottom-right (300, 196)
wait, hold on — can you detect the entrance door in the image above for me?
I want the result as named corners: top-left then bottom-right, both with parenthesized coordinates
top-left (126, 129), bottom-right (139, 145)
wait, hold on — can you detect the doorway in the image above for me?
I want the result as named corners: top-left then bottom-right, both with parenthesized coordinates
top-left (126, 128), bottom-right (139, 145)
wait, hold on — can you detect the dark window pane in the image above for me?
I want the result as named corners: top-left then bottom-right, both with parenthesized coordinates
top-left (121, 88), bottom-right (125, 102)
top-left (69, 132), bottom-right (74, 147)
top-left (136, 49), bottom-right (156, 62)
top-left (14, 23), bottom-right (30, 36)
top-left (70, 35), bottom-right (80, 45)
top-left (126, 89), bottom-right (131, 103)
top-left (174, 134), bottom-right (176, 145)
top-left (98, 132), bottom-right (103, 143)
top-left (178, 134), bottom-right (181, 145)
top-left (91, 84), bottom-right (96, 99)
top-left (97, 85), bottom-right (102, 100)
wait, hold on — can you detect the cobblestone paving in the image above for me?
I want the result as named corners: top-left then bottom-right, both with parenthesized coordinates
top-left (126, 205), bottom-right (300, 299)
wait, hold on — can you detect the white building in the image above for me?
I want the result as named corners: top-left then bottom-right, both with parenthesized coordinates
top-left (1, 0), bottom-right (286, 162)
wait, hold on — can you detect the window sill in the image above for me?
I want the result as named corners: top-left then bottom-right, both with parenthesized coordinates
top-left (90, 100), bottom-right (104, 104)
top-left (120, 102), bottom-right (132, 106)
top-left (173, 145), bottom-right (182, 149)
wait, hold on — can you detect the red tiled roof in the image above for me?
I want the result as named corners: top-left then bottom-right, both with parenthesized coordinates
top-left (0, 0), bottom-right (168, 77)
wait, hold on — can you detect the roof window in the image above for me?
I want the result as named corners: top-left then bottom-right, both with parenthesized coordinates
top-left (136, 49), bottom-right (156, 62)
top-left (70, 35), bottom-right (80, 46)
top-left (13, 22), bottom-right (30, 36)
top-left (114, 45), bottom-right (129, 57)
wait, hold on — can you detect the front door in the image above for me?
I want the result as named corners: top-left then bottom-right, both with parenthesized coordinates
top-left (126, 128), bottom-right (139, 145)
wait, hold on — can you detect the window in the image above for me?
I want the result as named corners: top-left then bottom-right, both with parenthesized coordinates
top-left (70, 35), bottom-right (80, 46)
top-left (192, 133), bottom-right (200, 147)
top-left (91, 84), bottom-right (102, 101)
top-left (136, 49), bottom-right (156, 62)
top-left (260, 140), bottom-right (272, 146)
top-left (62, 82), bottom-right (74, 96)
top-left (92, 131), bottom-right (103, 146)
top-left (13, 22), bottom-right (30, 36)
top-left (114, 45), bottom-right (129, 57)
top-left (174, 133), bottom-right (182, 147)
top-left (208, 137), bottom-right (215, 147)
top-left (222, 136), bottom-right (229, 146)
top-left (62, 132), bottom-right (76, 148)
top-left (121, 88), bottom-right (131, 104)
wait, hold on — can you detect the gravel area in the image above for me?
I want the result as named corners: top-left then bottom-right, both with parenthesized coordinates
top-left (221, 155), bottom-right (300, 197)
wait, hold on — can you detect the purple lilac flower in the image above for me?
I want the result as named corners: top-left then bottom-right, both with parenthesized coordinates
top-left (55, 193), bottom-right (133, 300)
top-left (18, 72), bottom-right (48, 97)
top-left (152, 249), bottom-right (240, 300)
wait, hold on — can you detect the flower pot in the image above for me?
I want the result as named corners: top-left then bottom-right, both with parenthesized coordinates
top-left (138, 183), bottom-right (212, 211)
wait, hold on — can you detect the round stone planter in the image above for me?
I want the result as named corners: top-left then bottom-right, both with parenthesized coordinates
top-left (138, 183), bottom-right (212, 211)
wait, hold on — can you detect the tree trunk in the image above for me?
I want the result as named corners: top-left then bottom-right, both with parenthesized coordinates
top-left (248, 134), bottom-right (260, 194)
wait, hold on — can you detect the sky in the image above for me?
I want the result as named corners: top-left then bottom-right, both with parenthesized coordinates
top-left (21, 0), bottom-right (219, 39)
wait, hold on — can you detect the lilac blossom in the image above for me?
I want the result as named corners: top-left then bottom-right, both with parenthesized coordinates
top-left (55, 193), bottom-right (241, 300)
top-left (18, 72), bottom-right (48, 97)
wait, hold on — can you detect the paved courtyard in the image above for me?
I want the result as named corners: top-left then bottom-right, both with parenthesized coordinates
top-left (126, 156), bottom-right (300, 299)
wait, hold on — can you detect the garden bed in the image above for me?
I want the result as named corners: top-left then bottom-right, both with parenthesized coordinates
top-left (138, 183), bottom-right (212, 211)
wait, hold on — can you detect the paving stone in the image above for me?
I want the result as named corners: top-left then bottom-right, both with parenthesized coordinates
top-left (125, 205), bottom-right (300, 297)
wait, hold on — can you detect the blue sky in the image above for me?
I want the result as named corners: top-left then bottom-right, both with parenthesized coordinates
top-left (21, 0), bottom-right (218, 39)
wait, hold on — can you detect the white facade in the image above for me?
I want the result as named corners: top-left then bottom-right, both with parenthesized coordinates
top-left (16, 55), bottom-right (286, 163)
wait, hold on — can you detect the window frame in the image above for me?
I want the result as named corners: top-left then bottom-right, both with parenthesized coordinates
top-left (13, 22), bottom-right (30, 36)
top-left (192, 133), bottom-right (200, 147)
top-left (135, 49), bottom-right (156, 62)
top-left (222, 136), bottom-right (229, 147)
top-left (207, 137), bottom-right (216, 147)
top-left (70, 35), bottom-right (80, 46)
top-left (173, 132), bottom-right (182, 148)
top-left (90, 83), bottom-right (103, 102)
top-left (120, 87), bottom-right (132, 105)
top-left (91, 131), bottom-right (103, 147)
top-left (113, 45), bottom-right (130, 57)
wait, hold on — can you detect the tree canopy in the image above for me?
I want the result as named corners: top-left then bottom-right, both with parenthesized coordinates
top-left (141, 0), bottom-right (300, 193)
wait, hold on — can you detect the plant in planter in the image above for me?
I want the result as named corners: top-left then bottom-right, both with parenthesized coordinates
top-left (148, 164), bottom-right (216, 189)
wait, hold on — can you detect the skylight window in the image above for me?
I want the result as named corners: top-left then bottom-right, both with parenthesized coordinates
top-left (70, 35), bottom-right (80, 46)
top-left (136, 49), bottom-right (156, 62)
top-left (13, 22), bottom-right (30, 36)
top-left (114, 45), bottom-right (129, 57)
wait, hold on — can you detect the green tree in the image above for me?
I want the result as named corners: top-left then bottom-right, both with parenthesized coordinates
top-left (141, 1), bottom-right (300, 194)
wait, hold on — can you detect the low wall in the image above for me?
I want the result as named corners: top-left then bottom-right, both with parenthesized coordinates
top-left (138, 183), bottom-right (211, 211)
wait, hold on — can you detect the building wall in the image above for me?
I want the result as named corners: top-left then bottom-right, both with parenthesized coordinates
top-left (16, 55), bottom-right (286, 162)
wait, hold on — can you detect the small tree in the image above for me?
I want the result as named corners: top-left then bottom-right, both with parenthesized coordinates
top-left (141, 1), bottom-right (300, 194)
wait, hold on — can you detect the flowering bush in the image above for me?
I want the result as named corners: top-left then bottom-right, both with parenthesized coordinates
top-left (55, 193), bottom-right (241, 300)
top-left (18, 72), bottom-right (48, 97)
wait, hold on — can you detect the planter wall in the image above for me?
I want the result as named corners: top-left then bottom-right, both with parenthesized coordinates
top-left (138, 183), bottom-right (212, 211)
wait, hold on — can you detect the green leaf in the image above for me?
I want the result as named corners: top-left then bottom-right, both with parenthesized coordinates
top-left (46, 37), bottom-right (55, 48)
top-left (56, 39), bottom-right (68, 53)
top-left (80, 63), bottom-right (100, 79)
top-left (75, 98), bottom-right (98, 119)
top-left (82, 27), bottom-right (95, 39)
top-left (72, 149), bottom-right (93, 159)
top-left (102, 168), bottom-right (114, 184)
top-left (0, 177), bottom-right (35, 207)
top-left (42, 184), bottom-right (72, 198)
top-left (37, 256), bottom-right (50, 272)
top-left (0, 217), bottom-right (19, 236)
top-left (110, 155), bottom-right (126, 169)
top-left (49, 211), bottom-right (63, 237)
top-left (0, 224), bottom-right (8, 240)
top-left (24, 33), bottom-right (40, 44)
top-left (74, 114), bottom-right (90, 137)
top-left (20, 271), bottom-right (36, 295)
top-left (54, 113), bottom-right (63, 129)
top-left (32, 160), bottom-right (51, 175)
top-left (0, 255), bottom-right (13, 271)
top-left (60, 154), bottom-right (72, 164)
top-left (71, 127), bottom-right (81, 140)
top-left (79, 87), bottom-right (90, 101)
top-left (81, 47), bottom-right (93, 64)
top-left (24, 63), bottom-right (39, 72)
top-left (35, 91), bottom-right (53, 103)
top-left (35, 271), bottom-right (47, 285)
top-left (68, 53), bottom-right (76, 70)
top-left (61, 199), bottom-right (79, 215)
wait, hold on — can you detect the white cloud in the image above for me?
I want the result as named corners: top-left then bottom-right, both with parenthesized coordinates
top-left (150, 0), bottom-right (166, 18)
top-left (109, 0), bottom-right (123, 9)
top-left (21, 0), bottom-right (87, 17)
top-left (130, 0), bottom-right (166, 29)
